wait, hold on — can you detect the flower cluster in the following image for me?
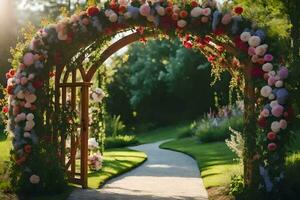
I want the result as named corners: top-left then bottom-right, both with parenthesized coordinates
top-left (90, 88), bottom-right (105, 103)
top-left (88, 153), bottom-right (103, 171)
top-left (4, 0), bottom-right (291, 194)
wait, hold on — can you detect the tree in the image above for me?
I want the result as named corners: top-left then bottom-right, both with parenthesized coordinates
top-left (106, 38), bottom-right (232, 126)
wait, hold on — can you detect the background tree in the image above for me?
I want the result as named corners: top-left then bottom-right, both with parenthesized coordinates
top-left (106, 38), bottom-right (232, 128)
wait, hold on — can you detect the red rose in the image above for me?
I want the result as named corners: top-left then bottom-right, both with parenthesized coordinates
top-left (234, 6), bottom-right (244, 15)
top-left (2, 106), bottom-right (8, 113)
top-left (6, 85), bottom-right (14, 95)
top-left (179, 10), bottom-right (188, 18)
top-left (191, 1), bottom-right (198, 7)
top-left (24, 144), bottom-right (32, 154)
top-left (208, 55), bottom-right (216, 62)
top-left (267, 132), bottom-right (277, 141)
top-left (118, 5), bottom-right (126, 14)
top-left (183, 41), bottom-right (193, 49)
top-left (203, 36), bottom-right (212, 44)
top-left (9, 69), bottom-right (16, 77)
top-left (87, 6), bottom-right (100, 17)
top-left (217, 46), bottom-right (225, 53)
top-left (268, 143), bottom-right (277, 151)
top-left (257, 117), bottom-right (267, 128)
top-left (110, 2), bottom-right (118, 10)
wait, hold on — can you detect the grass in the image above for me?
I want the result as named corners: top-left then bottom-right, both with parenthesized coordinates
top-left (136, 121), bottom-right (191, 144)
top-left (0, 138), bottom-right (11, 161)
top-left (88, 148), bottom-right (147, 188)
top-left (160, 137), bottom-right (241, 188)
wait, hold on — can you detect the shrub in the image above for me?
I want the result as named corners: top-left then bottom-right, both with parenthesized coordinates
top-left (0, 161), bottom-right (11, 193)
top-left (105, 135), bottom-right (139, 149)
top-left (105, 115), bottom-right (126, 137)
top-left (195, 116), bottom-right (243, 143)
top-left (229, 174), bottom-right (244, 198)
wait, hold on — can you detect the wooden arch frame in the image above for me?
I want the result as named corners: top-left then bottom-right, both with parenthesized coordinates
top-left (54, 30), bottom-right (256, 189)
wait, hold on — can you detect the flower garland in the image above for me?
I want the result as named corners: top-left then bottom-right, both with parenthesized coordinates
top-left (4, 0), bottom-right (292, 195)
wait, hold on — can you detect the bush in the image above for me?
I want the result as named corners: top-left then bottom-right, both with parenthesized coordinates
top-left (229, 174), bottom-right (244, 198)
top-left (195, 116), bottom-right (243, 143)
top-left (0, 161), bottom-right (11, 193)
top-left (105, 115), bottom-right (126, 137)
top-left (105, 135), bottom-right (139, 149)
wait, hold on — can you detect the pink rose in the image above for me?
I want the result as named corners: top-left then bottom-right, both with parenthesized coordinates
top-left (268, 143), bottom-right (277, 151)
top-left (264, 54), bottom-right (273, 62)
top-left (271, 105), bottom-right (284, 117)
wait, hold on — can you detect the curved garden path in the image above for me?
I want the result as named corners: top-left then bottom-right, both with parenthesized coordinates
top-left (68, 141), bottom-right (208, 200)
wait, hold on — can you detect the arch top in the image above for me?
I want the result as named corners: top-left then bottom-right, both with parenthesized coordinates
top-left (6, 0), bottom-right (292, 196)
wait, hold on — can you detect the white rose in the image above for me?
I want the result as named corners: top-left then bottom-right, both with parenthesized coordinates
top-left (260, 86), bottom-right (272, 98)
top-left (240, 32), bottom-right (251, 42)
top-left (177, 20), bottom-right (187, 28)
top-left (248, 36), bottom-right (261, 47)
top-left (191, 7), bottom-right (202, 18)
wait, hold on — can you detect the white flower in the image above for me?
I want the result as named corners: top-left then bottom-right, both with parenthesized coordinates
top-left (26, 113), bottom-right (34, 121)
top-left (191, 7), bottom-right (202, 18)
top-left (240, 32), bottom-right (251, 42)
top-left (275, 80), bottom-right (283, 88)
top-left (255, 44), bottom-right (268, 56)
top-left (260, 86), bottom-right (272, 98)
top-left (271, 121), bottom-right (280, 133)
top-left (248, 36), bottom-right (261, 47)
top-left (177, 20), bottom-right (187, 28)
top-left (88, 138), bottom-right (99, 149)
top-left (109, 13), bottom-right (118, 22)
top-left (270, 100), bottom-right (278, 108)
top-left (29, 175), bottom-right (40, 184)
top-left (262, 63), bottom-right (273, 72)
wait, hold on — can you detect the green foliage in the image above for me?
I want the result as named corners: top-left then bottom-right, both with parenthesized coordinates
top-left (283, 152), bottom-right (300, 199)
top-left (194, 116), bottom-right (244, 143)
top-left (105, 135), bottom-right (139, 149)
top-left (107, 38), bottom-right (231, 125)
top-left (105, 115), bottom-right (126, 137)
top-left (229, 174), bottom-right (245, 198)
top-left (226, 127), bottom-right (245, 162)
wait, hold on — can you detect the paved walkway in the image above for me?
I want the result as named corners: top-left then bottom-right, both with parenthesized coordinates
top-left (67, 141), bottom-right (208, 200)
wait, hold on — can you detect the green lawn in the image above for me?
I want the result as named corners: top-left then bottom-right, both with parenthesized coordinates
top-left (88, 148), bottom-right (147, 188)
top-left (136, 121), bottom-right (191, 144)
top-left (0, 139), bottom-right (11, 161)
top-left (161, 137), bottom-right (241, 188)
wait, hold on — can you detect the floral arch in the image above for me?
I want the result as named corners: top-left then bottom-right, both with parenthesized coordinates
top-left (5, 0), bottom-right (293, 198)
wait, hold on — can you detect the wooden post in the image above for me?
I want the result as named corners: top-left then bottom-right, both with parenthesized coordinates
top-left (70, 70), bottom-right (77, 178)
top-left (80, 84), bottom-right (90, 189)
top-left (243, 61), bottom-right (259, 193)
